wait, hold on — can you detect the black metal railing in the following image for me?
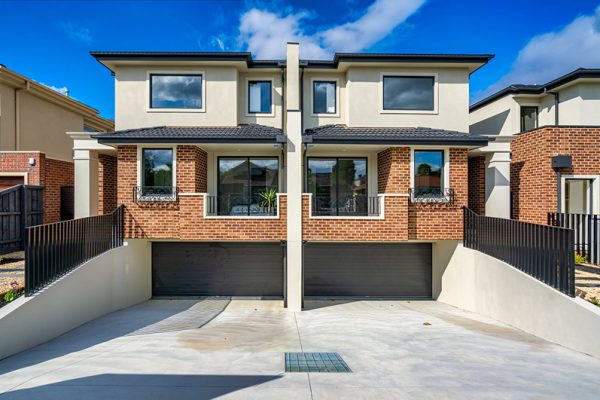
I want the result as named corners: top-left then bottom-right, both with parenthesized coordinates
top-left (206, 194), bottom-right (278, 217)
top-left (464, 207), bottom-right (575, 297)
top-left (24, 205), bottom-right (125, 296)
top-left (311, 194), bottom-right (380, 217)
top-left (409, 188), bottom-right (455, 204)
top-left (548, 213), bottom-right (600, 265)
top-left (133, 186), bottom-right (179, 203)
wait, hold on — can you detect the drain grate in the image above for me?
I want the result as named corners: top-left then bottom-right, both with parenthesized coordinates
top-left (285, 352), bottom-right (351, 373)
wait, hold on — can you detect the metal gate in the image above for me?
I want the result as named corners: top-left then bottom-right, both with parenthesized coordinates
top-left (0, 185), bottom-right (44, 255)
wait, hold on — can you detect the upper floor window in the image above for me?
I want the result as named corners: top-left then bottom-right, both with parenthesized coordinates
top-left (248, 81), bottom-right (272, 114)
top-left (413, 150), bottom-right (444, 198)
top-left (383, 76), bottom-right (435, 111)
top-left (150, 74), bottom-right (203, 109)
top-left (520, 106), bottom-right (538, 132)
top-left (313, 81), bottom-right (336, 114)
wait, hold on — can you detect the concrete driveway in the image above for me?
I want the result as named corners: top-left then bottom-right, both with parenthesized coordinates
top-left (0, 299), bottom-right (599, 399)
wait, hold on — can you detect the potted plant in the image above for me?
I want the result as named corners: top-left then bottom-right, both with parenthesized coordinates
top-left (259, 188), bottom-right (277, 215)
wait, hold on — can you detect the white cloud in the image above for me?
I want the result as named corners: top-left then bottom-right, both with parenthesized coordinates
top-left (42, 84), bottom-right (70, 97)
top-left (238, 0), bottom-right (426, 59)
top-left (60, 21), bottom-right (92, 44)
top-left (321, 0), bottom-right (425, 53)
top-left (478, 6), bottom-right (600, 100)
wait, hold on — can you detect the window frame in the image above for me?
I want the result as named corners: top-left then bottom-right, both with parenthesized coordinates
top-left (380, 73), bottom-right (438, 114)
top-left (217, 156), bottom-right (280, 197)
top-left (519, 105), bottom-right (538, 132)
top-left (311, 79), bottom-right (338, 116)
top-left (246, 79), bottom-right (274, 116)
top-left (306, 156), bottom-right (369, 215)
top-left (147, 71), bottom-right (205, 113)
top-left (309, 77), bottom-right (340, 117)
top-left (410, 148), bottom-right (450, 202)
top-left (137, 145), bottom-right (177, 200)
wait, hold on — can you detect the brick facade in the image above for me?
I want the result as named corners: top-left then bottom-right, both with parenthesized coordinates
top-left (468, 155), bottom-right (486, 215)
top-left (116, 144), bottom-right (468, 242)
top-left (98, 154), bottom-right (117, 214)
top-left (117, 145), bottom-right (286, 240)
top-left (302, 147), bottom-right (467, 241)
top-left (0, 151), bottom-right (73, 223)
top-left (511, 127), bottom-right (600, 224)
top-left (43, 158), bottom-right (74, 223)
top-left (407, 148), bottom-right (468, 240)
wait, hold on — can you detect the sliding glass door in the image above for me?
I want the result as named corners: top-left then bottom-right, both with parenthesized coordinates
top-left (307, 158), bottom-right (367, 216)
top-left (218, 157), bottom-right (278, 216)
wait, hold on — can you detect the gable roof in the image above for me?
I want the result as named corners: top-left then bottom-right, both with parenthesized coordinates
top-left (303, 124), bottom-right (488, 147)
top-left (470, 68), bottom-right (600, 112)
top-left (92, 124), bottom-right (282, 144)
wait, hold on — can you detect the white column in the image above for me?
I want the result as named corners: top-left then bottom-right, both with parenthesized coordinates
top-left (485, 151), bottom-right (511, 219)
top-left (73, 149), bottom-right (99, 218)
top-left (285, 42), bottom-right (303, 311)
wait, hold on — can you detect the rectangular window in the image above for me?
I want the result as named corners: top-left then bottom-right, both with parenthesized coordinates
top-left (218, 157), bottom-right (279, 216)
top-left (150, 74), bottom-right (202, 109)
top-left (413, 150), bottom-right (444, 198)
top-left (142, 148), bottom-right (174, 197)
top-left (383, 76), bottom-right (434, 111)
top-left (313, 81), bottom-right (336, 114)
top-left (248, 81), bottom-right (272, 113)
top-left (520, 106), bottom-right (538, 132)
top-left (307, 158), bottom-right (367, 216)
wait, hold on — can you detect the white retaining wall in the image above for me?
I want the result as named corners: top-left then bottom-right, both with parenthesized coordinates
top-left (434, 241), bottom-right (600, 358)
top-left (0, 239), bottom-right (151, 360)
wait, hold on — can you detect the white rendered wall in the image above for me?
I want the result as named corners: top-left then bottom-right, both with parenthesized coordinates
top-left (0, 239), bottom-right (151, 360)
top-left (434, 241), bottom-right (600, 358)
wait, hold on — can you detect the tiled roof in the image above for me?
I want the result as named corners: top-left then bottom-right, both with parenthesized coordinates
top-left (304, 124), bottom-right (488, 146)
top-left (93, 124), bottom-right (282, 143)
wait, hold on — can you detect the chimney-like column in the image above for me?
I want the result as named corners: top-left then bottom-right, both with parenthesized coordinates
top-left (285, 42), bottom-right (303, 311)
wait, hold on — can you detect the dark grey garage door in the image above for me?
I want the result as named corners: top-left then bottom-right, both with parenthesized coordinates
top-left (304, 243), bottom-right (432, 298)
top-left (152, 242), bottom-right (284, 297)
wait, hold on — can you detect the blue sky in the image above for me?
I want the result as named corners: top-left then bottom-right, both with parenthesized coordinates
top-left (1, 0), bottom-right (599, 120)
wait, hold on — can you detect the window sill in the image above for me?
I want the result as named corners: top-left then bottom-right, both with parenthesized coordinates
top-left (146, 108), bottom-right (206, 113)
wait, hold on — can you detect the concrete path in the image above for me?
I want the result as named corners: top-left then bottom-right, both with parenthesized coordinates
top-left (0, 299), bottom-right (599, 399)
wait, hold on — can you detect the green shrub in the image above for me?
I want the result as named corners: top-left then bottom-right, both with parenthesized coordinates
top-left (575, 253), bottom-right (588, 265)
top-left (2, 281), bottom-right (22, 303)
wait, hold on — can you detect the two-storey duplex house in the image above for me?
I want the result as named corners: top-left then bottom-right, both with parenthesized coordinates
top-left (469, 69), bottom-right (600, 224)
top-left (0, 65), bottom-right (113, 223)
top-left (72, 43), bottom-right (491, 310)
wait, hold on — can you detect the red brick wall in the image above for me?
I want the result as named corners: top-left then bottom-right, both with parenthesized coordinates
top-left (302, 195), bottom-right (408, 241)
top-left (468, 155), bottom-right (486, 215)
top-left (511, 127), bottom-right (600, 224)
top-left (117, 145), bottom-right (285, 240)
top-left (42, 158), bottom-right (74, 223)
top-left (0, 152), bottom-right (43, 184)
top-left (0, 152), bottom-right (73, 223)
top-left (302, 147), bottom-right (467, 242)
top-left (98, 154), bottom-right (117, 214)
top-left (407, 148), bottom-right (468, 240)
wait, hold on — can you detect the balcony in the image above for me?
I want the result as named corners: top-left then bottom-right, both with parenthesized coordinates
top-left (205, 193), bottom-right (280, 218)
top-left (310, 194), bottom-right (381, 217)
top-left (409, 188), bottom-right (455, 205)
top-left (133, 186), bottom-right (179, 203)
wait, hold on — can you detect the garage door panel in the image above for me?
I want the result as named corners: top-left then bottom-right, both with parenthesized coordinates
top-left (152, 242), bottom-right (283, 297)
top-left (304, 243), bottom-right (432, 297)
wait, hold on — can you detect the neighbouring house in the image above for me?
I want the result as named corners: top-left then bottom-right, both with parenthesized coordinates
top-left (0, 65), bottom-right (114, 223)
top-left (70, 44), bottom-right (492, 310)
top-left (469, 69), bottom-right (600, 223)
